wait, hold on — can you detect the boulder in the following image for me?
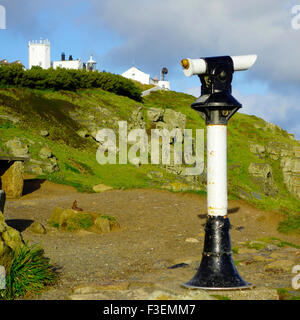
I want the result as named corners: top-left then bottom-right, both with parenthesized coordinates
top-left (92, 184), bottom-right (113, 193)
top-left (28, 221), bottom-right (47, 234)
top-left (48, 207), bottom-right (119, 233)
top-left (0, 211), bottom-right (23, 262)
top-left (249, 144), bottom-right (265, 156)
top-left (147, 108), bottom-right (163, 122)
top-left (40, 130), bottom-right (49, 137)
top-left (39, 146), bottom-right (52, 159)
top-left (1, 161), bottom-right (24, 198)
top-left (5, 138), bottom-right (29, 158)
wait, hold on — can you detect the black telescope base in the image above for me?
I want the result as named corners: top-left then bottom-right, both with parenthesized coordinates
top-left (182, 215), bottom-right (253, 290)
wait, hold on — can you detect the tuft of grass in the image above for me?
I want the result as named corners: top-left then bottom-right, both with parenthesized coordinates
top-left (66, 213), bottom-right (94, 231)
top-left (0, 119), bottom-right (16, 129)
top-left (232, 247), bottom-right (239, 254)
top-left (234, 260), bottom-right (241, 266)
top-left (277, 214), bottom-right (300, 235)
top-left (245, 241), bottom-right (268, 250)
top-left (211, 295), bottom-right (231, 300)
top-left (277, 288), bottom-right (300, 300)
top-left (0, 243), bottom-right (58, 300)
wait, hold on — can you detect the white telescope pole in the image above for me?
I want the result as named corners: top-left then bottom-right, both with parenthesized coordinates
top-left (207, 125), bottom-right (227, 217)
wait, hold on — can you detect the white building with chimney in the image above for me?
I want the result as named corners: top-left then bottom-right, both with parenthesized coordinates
top-left (28, 39), bottom-right (51, 69)
top-left (52, 53), bottom-right (83, 70)
top-left (122, 66), bottom-right (170, 90)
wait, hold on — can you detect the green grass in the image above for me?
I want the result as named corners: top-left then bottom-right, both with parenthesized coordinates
top-left (0, 87), bottom-right (299, 233)
top-left (245, 241), bottom-right (268, 251)
top-left (232, 247), bottom-right (239, 254)
top-left (0, 243), bottom-right (58, 300)
top-left (66, 213), bottom-right (94, 231)
top-left (257, 237), bottom-right (300, 249)
top-left (211, 294), bottom-right (231, 300)
top-left (277, 214), bottom-right (300, 235)
top-left (277, 288), bottom-right (300, 300)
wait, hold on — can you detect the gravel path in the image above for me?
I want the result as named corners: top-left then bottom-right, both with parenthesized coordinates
top-left (4, 179), bottom-right (300, 300)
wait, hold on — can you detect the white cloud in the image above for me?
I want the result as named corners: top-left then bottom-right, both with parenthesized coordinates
top-left (234, 90), bottom-right (300, 139)
top-left (90, 0), bottom-right (300, 87)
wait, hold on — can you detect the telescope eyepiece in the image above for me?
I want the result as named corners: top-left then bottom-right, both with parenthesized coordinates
top-left (181, 58), bottom-right (190, 69)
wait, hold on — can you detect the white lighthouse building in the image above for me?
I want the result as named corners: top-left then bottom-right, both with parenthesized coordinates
top-left (28, 39), bottom-right (51, 69)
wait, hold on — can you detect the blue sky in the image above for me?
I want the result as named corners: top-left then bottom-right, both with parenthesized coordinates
top-left (0, 0), bottom-right (299, 139)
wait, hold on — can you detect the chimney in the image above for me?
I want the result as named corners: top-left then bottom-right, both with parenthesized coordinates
top-left (61, 52), bottom-right (65, 61)
top-left (69, 55), bottom-right (73, 61)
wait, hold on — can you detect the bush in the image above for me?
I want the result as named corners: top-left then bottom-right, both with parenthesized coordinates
top-left (0, 243), bottom-right (58, 300)
top-left (0, 65), bottom-right (142, 101)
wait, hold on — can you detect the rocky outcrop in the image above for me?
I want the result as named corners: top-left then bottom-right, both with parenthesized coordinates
top-left (248, 163), bottom-right (278, 197)
top-left (249, 139), bottom-right (300, 200)
top-left (146, 107), bottom-right (186, 131)
top-left (0, 211), bottom-right (23, 262)
top-left (249, 144), bottom-right (266, 158)
top-left (25, 146), bottom-right (59, 175)
top-left (280, 155), bottom-right (300, 199)
top-left (5, 138), bottom-right (29, 158)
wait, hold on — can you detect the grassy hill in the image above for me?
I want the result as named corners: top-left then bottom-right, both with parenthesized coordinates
top-left (0, 86), bottom-right (299, 234)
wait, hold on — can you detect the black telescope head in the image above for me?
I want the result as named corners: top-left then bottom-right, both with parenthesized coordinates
top-left (199, 56), bottom-right (234, 96)
top-left (181, 55), bottom-right (245, 125)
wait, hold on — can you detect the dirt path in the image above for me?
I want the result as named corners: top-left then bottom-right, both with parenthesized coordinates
top-left (4, 178), bottom-right (300, 300)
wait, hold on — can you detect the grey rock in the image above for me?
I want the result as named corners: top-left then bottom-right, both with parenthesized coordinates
top-left (5, 138), bottom-right (29, 158)
top-left (147, 108), bottom-right (164, 122)
top-left (238, 189), bottom-right (251, 200)
top-left (28, 221), bottom-right (47, 234)
top-left (39, 146), bottom-right (52, 159)
top-left (163, 109), bottom-right (186, 130)
top-left (40, 130), bottom-right (49, 137)
top-left (249, 144), bottom-right (265, 155)
top-left (251, 192), bottom-right (262, 200)
top-left (77, 129), bottom-right (89, 138)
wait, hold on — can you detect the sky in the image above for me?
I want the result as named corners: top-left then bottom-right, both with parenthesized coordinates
top-left (0, 0), bottom-right (299, 139)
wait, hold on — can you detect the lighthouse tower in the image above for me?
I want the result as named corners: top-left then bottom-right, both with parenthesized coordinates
top-left (86, 55), bottom-right (97, 71)
top-left (28, 39), bottom-right (51, 69)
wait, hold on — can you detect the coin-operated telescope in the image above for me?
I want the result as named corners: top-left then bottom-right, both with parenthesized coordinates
top-left (181, 54), bottom-right (257, 289)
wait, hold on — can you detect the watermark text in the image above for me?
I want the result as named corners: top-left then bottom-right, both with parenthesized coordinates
top-left (291, 5), bottom-right (300, 30)
top-left (292, 265), bottom-right (300, 290)
top-left (95, 121), bottom-right (204, 176)
top-left (0, 5), bottom-right (6, 30)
